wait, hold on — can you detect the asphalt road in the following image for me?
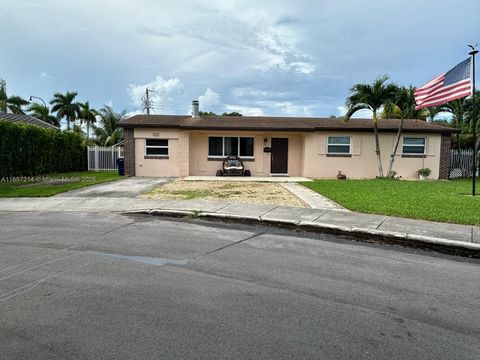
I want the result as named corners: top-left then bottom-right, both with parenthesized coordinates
top-left (0, 211), bottom-right (479, 360)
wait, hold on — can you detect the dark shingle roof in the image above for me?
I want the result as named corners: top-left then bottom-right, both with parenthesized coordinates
top-left (0, 112), bottom-right (57, 129)
top-left (119, 114), bottom-right (457, 133)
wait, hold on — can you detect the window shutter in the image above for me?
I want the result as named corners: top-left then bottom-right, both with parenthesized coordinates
top-left (318, 135), bottom-right (326, 155)
top-left (353, 136), bottom-right (361, 155)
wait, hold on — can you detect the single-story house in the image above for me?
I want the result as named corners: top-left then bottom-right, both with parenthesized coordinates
top-left (118, 101), bottom-right (457, 179)
top-left (0, 112), bottom-right (57, 129)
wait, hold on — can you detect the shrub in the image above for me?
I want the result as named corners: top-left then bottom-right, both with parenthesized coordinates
top-left (417, 168), bottom-right (432, 176)
top-left (0, 120), bottom-right (86, 177)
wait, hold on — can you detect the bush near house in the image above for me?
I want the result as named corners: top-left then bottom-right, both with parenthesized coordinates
top-left (0, 121), bottom-right (86, 177)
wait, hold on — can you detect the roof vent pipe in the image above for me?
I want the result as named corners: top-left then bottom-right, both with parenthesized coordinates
top-left (192, 100), bottom-right (199, 117)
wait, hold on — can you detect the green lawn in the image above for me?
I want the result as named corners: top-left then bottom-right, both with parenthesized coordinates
top-left (301, 179), bottom-right (480, 226)
top-left (0, 171), bottom-right (121, 197)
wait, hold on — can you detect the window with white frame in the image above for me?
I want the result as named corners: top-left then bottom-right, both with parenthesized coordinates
top-left (145, 139), bottom-right (169, 156)
top-left (208, 137), bottom-right (254, 157)
top-left (327, 136), bottom-right (351, 154)
top-left (402, 137), bottom-right (425, 154)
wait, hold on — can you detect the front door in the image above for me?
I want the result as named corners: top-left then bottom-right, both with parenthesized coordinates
top-left (270, 138), bottom-right (288, 174)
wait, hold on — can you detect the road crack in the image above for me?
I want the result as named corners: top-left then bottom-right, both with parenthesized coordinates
top-left (196, 232), bottom-right (264, 259)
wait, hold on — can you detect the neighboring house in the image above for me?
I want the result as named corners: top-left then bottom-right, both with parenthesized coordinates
top-left (119, 101), bottom-right (457, 179)
top-left (0, 112), bottom-right (57, 129)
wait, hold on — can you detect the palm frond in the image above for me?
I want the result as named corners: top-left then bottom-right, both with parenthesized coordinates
top-left (344, 103), bottom-right (371, 120)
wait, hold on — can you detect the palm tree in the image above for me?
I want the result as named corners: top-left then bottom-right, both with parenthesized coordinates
top-left (464, 90), bottom-right (480, 153)
top-left (0, 79), bottom-right (29, 114)
top-left (50, 91), bottom-right (80, 130)
top-left (442, 96), bottom-right (479, 176)
top-left (6, 96), bottom-right (29, 114)
top-left (79, 101), bottom-right (98, 139)
top-left (441, 99), bottom-right (466, 153)
top-left (28, 103), bottom-right (60, 127)
top-left (385, 86), bottom-right (426, 176)
top-left (344, 75), bottom-right (398, 177)
top-left (0, 80), bottom-right (8, 113)
top-left (93, 105), bottom-right (125, 146)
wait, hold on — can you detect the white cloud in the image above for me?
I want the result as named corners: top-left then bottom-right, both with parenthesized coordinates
top-left (125, 108), bottom-right (144, 118)
top-left (198, 88), bottom-right (220, 110)
top-left (224, 105), bottom-right (264, 116)
top-left (337, 105), bottom-right (372, 118)
top-left (290, 62), bottom-right (315, 74)
top-left (127, 76), bottom-right (184, 114)
top-left (275, 101), bottom-right (312, 116)
top-left (435, 111), bottom-right (453, 121)
top-left (4, 0), bottom-right (478, 118)
top-left (232, 87), bottom-right (271, 98)
top-left (39, 72), bottom-right (52, 79)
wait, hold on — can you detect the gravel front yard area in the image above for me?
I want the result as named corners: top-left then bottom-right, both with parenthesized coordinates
top-left (142, 180), bottom-right (307, 207)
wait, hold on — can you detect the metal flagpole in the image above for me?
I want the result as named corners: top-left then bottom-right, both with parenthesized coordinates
top-left (468, 45), bottom-right (478, 196)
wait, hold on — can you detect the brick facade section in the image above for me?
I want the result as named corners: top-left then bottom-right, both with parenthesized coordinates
top-left (124, 128), bottom-right (135, 176)
top-left (439, 133), bottom-right (451, 180)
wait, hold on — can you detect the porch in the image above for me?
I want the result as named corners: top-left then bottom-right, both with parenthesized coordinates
top-left (188, 131), bottom-right (304, 177)
top-left (182, 176), bottom-right (311, 182)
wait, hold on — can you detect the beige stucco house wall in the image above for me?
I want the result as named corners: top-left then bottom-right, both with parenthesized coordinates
top-left (131, 127), bottom-right (444, 179)
top-left (134, 128), bottom-right (189, 177)
top-left (303, 132), bottom-right (441, 179)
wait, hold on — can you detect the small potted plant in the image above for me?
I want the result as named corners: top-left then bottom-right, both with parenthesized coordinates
top-left (417, 168), bottom-right (431, 180)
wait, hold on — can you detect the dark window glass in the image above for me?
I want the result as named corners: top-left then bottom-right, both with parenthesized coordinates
top-left (404, 137), bottom-right (425, 145)
top-left (240, 137), bottom-right (254, 157)
top-left (224, 137), bottom-right (238, 156)
top-left (328, 137), bottom-right (350, 145)
top-left (208, 137), bottom-right (223, 156)
top-left (327, 145), bottom-right (350, 153)
top-left (327, 137), bottom-right (350, 153)
top-left (403, 137), bottom-right (425, 154)
top-left (145, 138), bottom-right (168, 156)
top-left (403, 146), bottom-right (425, 154)
top-left (146, 139), bottom-right (168, 146)
top-left (146, 147), bottom-right (168, 155)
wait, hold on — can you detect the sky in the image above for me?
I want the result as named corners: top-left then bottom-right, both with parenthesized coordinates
top-left (1, 0), bottom-right (479, 119)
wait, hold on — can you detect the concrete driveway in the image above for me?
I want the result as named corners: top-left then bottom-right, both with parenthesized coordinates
top-left (56, 177), bottom-right (171, 198)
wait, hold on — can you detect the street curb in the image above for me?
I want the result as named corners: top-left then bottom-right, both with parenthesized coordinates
top-left (126, 209), bottom-right (197, 218)
top-left (124, 208), bottom-right (480, 258)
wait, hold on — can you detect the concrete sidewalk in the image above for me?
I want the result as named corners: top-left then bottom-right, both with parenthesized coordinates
top-left (0, 196), bottom-right (478, 254)
top-left (280, 182), bottom-right (348, 210)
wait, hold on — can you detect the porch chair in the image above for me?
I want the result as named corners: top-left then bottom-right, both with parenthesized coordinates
top-left (221, 156), bottom-right (245, 176)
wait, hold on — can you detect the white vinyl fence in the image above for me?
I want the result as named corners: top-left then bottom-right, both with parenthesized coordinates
top-left (450, 149), bottom-right (479, 178)
top-left (87, 146), bottom-right (124, 171)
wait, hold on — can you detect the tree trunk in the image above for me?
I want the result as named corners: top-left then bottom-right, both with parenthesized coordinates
top-left (387, 118), bottom-right (404, 177)
top-left (87, 124), bottom-right (90, 139)
top-left (373, 111), bottom-right (384, 177)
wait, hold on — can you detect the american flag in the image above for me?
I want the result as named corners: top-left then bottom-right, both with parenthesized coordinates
top-left (414, 58), bottom-right (472, 110)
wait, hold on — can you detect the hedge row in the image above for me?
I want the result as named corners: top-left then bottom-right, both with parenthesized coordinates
top-left (0, 120), bottom-right (86, 177)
